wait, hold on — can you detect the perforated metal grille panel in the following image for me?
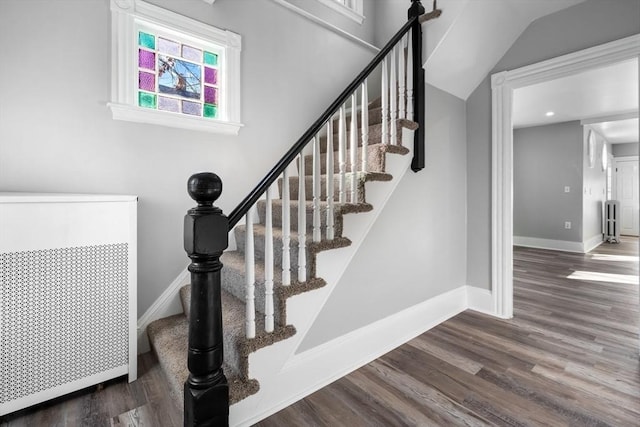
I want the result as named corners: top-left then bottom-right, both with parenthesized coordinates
top-left (1, 244), bottom-right (129, 403)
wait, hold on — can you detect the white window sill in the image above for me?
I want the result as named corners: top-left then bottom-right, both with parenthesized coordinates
top-left (108, 103), bottom-right (243, 135)
top-left (315, 0), bottom-right (364, 24)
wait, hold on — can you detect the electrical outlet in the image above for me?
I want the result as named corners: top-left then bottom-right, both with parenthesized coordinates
top-left (564, 186), bottom-right (570, 193)
top-left (565, 221), bottom-right (571, 229)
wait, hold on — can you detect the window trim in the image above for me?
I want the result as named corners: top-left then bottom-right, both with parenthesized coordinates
top-left (109, 0), bottom-right (243, 135)
top-left (315, 0), bottom-right (364, 24)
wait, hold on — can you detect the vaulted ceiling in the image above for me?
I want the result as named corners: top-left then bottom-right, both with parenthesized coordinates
top-left (422, 0), bottom-right (637, 143)
top-left (423, 0), bottom-right (587, 101)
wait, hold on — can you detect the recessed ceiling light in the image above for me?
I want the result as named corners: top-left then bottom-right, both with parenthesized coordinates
top-left (546, 111), bottom-right (555, 117)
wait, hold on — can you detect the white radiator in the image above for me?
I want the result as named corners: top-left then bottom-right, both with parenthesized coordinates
top-left (604, 200), bottom-right (620, 243)
top-left (0, 193), bottom-right (137, 416)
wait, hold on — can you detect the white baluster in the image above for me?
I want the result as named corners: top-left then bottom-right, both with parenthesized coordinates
top-left (381, 57), bottom-right (389, 145)
top-left (326, 120), bottom-right (335, 240)
top-left (407, 30), bottom-right (414, 121)
top-left (361, 79), bottom-right (369, 172)
top-left (282, 167), bottom-right (291, 286)
top-left (264, 187), bottom-right (274, 333)
top-left (312, 136), bottom-right (321, 242)
top-left (338, 106), bottom-right (347, 204)
top-left (297, 153), bottom-right (307, 282)
top-left (350, 93), bottom-right (358, 203)
top-left (390, 46), bottom-right (398, 146)
top-left (398, 35), bottom-right (406, 120)
top-left (245, 210), bottom-right (256, 339)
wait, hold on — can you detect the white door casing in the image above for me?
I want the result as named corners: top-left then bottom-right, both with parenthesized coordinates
top-left (615, 157), bottom-right (640, 236)
top-left (491, 35), bottom-right (640, 319)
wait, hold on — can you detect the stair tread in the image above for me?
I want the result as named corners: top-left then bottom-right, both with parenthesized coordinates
top-left (295, 171), bottom-right (396, 182)
top-left (147, 312), bottom-right (259, 406)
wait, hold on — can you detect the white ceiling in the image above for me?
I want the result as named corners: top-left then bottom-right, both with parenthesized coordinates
top-left (588, 119), bottom-right (638, 144)
top-left (423, 0), bottom-right (587, 100)
top-left (513, 59), bottom-right (639, 143)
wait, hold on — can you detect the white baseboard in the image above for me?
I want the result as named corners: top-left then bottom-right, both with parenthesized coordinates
top-left (583, 234), bottom-right (604, 253)
top-left (466, 285), bottom-right (494, 315)
top-left (230, 286), bottom-right (469, 427)
top-left (136, 268), bottom-right (190, 353)
top-left (513, 236), bottom-right (584, 253)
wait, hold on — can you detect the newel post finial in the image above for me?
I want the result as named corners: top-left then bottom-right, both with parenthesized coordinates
top-left (187, 172), bottom-right (223, 208)
top-left (408, 0), bottom-right (426, 18)
top-left (184, 172), bottom-right (229, 427)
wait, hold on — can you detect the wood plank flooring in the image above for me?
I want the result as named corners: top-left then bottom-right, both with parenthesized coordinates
top-left (0, 352), bottom-right (182, 427)
top-left (256, 238), bottom-right (640, 426)
top-left (2, 238), bottom-right (638, 426)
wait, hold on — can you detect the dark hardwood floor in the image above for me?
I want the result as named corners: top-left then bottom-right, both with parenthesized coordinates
top-left (2, 238), bottom-right (638, 426)
top-left (258, 237), bottom-right (640, 427)
top-left (0, 352), bottom-right (182, 427)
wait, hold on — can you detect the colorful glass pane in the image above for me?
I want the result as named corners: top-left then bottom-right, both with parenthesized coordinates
top-left (182, 45), bottom-right (202, 62)
top-left (138, 32), bottom-right (155, 49)
top-left (203, 51), bottom-right (218, 66)
top-left (158, 55), bottom-right (201, 99)
top-left (158, 96), bottom-right (180, 113)
top-left (138, 49), bottom-right (155, 70)
top-left (138, 71), bottom-right (155, 91)
top-left (182, 100), bottom-right (201, 116)
top-left (138, 92), bottom-right (156, 109)
top-left (158, 37), bottom-right (180, 56)
top-left (204, 86), bottom-right (217, 105)
top-left (204, 104), bottom-right (217, 118)
top-left (204, 67), bottom-right (217, 85)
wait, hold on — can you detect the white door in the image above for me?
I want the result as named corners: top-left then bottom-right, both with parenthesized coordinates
top-left (615, 159), bottom-right (639, 236)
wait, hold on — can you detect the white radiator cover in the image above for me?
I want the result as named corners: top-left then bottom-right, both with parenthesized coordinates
top-left (0, 193), bottom-right (137, 416)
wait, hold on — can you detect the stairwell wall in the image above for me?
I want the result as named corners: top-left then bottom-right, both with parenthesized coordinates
top-left (299, 84), bottom-right (467, 350)
top-left (0, 0), bottom-right (379, 317)
top-left (466, 0), bottom-right (640, 290)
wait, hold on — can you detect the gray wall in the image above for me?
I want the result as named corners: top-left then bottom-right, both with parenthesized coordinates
top-left (466, 0), bottom-right (640, 290)
top-left (612, 142), bottom-right (639, 157)
top-left (300, 84), bottom-right (467, 350)
top-left (372, 0), bottom-right (407, 47)
top-left (513, 122), bottom-right (583, 242)
top-left (0, 0), bottom-right (380, 316)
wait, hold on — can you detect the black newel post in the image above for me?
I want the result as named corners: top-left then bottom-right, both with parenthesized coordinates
top-left (184, 172), bottom-right (229, 427)
top-left (409, 0), bottom-right (426, 172)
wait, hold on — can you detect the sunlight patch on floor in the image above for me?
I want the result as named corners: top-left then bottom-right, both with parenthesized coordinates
top-left (590, 254), bottom-right (639, 263)
top-left (567, 270), bottom-right (639, 285)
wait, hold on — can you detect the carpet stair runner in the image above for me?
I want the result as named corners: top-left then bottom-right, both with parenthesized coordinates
top-left (147, 99), bottom-right (417, 408)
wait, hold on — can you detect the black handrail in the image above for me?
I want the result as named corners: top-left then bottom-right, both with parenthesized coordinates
top-left (229, 0), bottom-right (441, 230)
top-left (228, 0), bottom-right (436, 229)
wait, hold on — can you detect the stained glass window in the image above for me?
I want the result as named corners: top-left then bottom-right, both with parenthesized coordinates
top-left (137, 31), bottom-right (220, 119)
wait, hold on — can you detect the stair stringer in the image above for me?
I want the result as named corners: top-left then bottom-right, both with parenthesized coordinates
top-left (229, 127), bottom-right (417, 426)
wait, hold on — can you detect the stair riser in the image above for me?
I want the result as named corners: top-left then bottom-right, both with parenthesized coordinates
top-left (256, 200), bottom-right (334, 235)
top-left (234, 226), bottom-right (316, 276)
top-left (304, 147), bottom-right (386, 175)
top-left (320, 121), bottom-right (404, 153)
top-left (277, 175), bottom-right (365, 203)
top-left (330, 106), bottom-right (383, 131)
top-left (218, 255), bottom-right (296, 326)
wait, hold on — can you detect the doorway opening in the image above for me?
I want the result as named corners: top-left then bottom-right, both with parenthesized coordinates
top-left (490, 34), bottom-right (639, 319)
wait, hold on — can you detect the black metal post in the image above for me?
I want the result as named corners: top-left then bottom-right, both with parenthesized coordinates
top-left (409, 0), bottom-right (426, 172)
top-left (183, 172), bottom-right (229, 427)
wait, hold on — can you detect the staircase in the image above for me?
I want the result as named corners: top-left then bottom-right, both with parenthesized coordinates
top-left (146, 2), bottom-right (441, 425)
top-left (148, 99), bottom-right (415, 393)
